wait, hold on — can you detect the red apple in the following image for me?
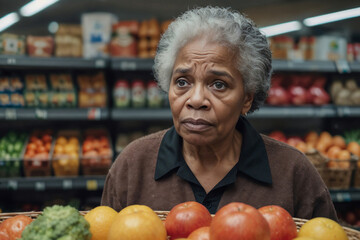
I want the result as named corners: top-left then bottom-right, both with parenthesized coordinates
top-left (267, 86), bottom-right (290, 105)
top-left (288, 85), bottom-right (309, 105)
top-left (165, 201), bottom-right (212, 240)
top-left (209, 202), bottom-right (270, 240)
top-left (258, 205), bottom-right (298, 240)
top-left (308, 86), bottom-right (330, 105)
top-left (188, 226), bottom-right (210, 240)
top-left (268, 131), bottom-right (287, 143)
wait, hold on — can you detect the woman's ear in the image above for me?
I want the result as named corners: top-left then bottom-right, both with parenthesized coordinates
top-left (242, 93), bottom-right (254, 115)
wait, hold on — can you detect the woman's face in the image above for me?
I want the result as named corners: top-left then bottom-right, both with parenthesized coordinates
top-left (169, 37), bottom-right (253, 145)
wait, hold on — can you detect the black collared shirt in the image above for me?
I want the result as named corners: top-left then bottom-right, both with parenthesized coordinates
top-left (154, 117), bottom-right (272, 214)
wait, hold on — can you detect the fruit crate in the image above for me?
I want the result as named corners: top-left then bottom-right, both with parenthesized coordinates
top-left (325, 155), bottom-right (358, 190)
top-left (305, 149), bottom-right (329, 184)
top-left (352, 161), bottom-right (360, 188)
top-left (23, 130), bottom-right (54, 177)
top-left (80, 128), bottom-right (113, 176)
top-left (0, 211), bottom-right (359, 240)
top-left (52, 130), bottom-right (81, 176)
top-left (0, 132), bottom-right (28, 178)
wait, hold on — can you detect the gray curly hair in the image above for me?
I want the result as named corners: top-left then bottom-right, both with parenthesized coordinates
top-left (153, 6), bottom-right (272, 113)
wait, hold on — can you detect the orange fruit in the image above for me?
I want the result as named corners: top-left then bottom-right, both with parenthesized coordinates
top-left (56, 136), bottom-right (68, 145)
top-left (298, 217), bottom-right (348, 240)
top-left (326, 146), bottom-right (342, 159)
top-left (295, 141), bottom-right (308, 153)
top-left (332, 135), bottom-right (346, 149)
top-left (108, 205), bottom-right (167, 240)
top-left (292, 238), bottom-right (316, 240)
top-left (305, 131), bottom-right (318, 144)
top-left (84, 206), bottom-right (117, 240)
top-left (347, 141), bottom-right (360, 156)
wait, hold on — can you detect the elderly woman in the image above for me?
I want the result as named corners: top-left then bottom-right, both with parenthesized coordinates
top-left (101, 6), bottom-right (337, 220)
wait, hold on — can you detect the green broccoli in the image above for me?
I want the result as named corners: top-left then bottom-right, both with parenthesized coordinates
top-left (20, 205), bottom-right (91, 240)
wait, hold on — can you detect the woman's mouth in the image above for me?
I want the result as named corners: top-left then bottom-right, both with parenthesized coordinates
top-left (181, 118), bottom-right (213, 132)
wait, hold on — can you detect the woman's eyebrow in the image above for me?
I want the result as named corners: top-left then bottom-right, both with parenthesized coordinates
top-left (209, 70), bottom-right (234, 80)
top-left (173, 67), bottom-right (191, 74)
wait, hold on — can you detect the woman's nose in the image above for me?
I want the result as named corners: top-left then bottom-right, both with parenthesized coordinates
top-left (186, 85), bottom-right (210, 110)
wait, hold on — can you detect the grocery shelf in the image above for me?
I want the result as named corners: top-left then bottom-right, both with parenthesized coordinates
top-left (1, 106), bottom-right (360, 120)
top-left (1, 176), bottom-right (359, 202)
top-left (272, 60), bottom-right (337, 72)
top-left (330, 188), bottom-right (360, 202)
top-left (1, 55), bottom-right (359, 73)
top-left (0, 108), bottom-right (109, 120)
top-left (0, 176), bottom-right (105, 191)
top-left (0, 55), bottom-right (108, 69)
top-left (111, 108), bottom-right (172, 120)
top-left (111, 57), bottom-right (154, 71)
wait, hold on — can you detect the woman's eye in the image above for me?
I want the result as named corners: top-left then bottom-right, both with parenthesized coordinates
top-left (212, 81), bottom-right (226, 90)
top-left (176, 79), bottom-right (189, 87)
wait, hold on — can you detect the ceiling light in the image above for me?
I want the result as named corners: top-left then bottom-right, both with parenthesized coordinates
top-left (303, 7), bottom-right (360, 26)
top-left (0, 12), bottom-right (20, 32)
top-left (260, 21), bottom-right (302, 37)
top-left (20, 0), bottom-right (59, 17)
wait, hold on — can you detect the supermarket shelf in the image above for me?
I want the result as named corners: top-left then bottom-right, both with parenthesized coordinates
top-left (111, 108), bottom-right (172, 120)
top-left (0, 55), bottom-right (108, 69)
top-left (330, 188), bottom-right (360, 202)
top-left (272, 60), bottom-right (337, 72)
top-left (1, 106), bottom-right (360, 120)
top-left (1, 176), bottom-right (359, 202)
top-left (0, 176), bottom-right (105, 191)
top-left (349, 62), bottom-right (360, 72)
top-left (0, 108), bottom-right (109, 120)
top-left (111, 57), bottom-right (154, 71)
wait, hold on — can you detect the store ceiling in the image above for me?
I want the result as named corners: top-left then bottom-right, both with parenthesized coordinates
top-left (0, 0), bottom-right (359, 39)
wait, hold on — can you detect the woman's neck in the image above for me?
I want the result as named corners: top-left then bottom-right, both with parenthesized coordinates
top-left (182, 129), bottom-right (242, 172)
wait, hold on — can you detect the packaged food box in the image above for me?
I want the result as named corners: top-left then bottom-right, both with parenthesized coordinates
top-left (27, 35), bottom-right (54, 57)
top-left (24, 74), bottom-right (49, 107)
top-left (55, 24), bottom-right (82, 57)
top-left (110, 21), bottom-right (139, 57)
top-left (23, 130), bottom-right (53, 177)
top-left (0, 33), bottom-right (26, 55)
top-left (0, 131), bottom-right (27, 177)
top-left (314, 35), bottom-right (347, 61)
top-left (49, 74), bottom-right (77, 108)
top-left (81, 129), bottom-right (113, 175)
top-left (77, 72), bottom-right (107, 108)
top-left (0, 76), bottom-right (25, 107)
top-left (113, 79), bottom-right (130, 108)
top-left (82, 13), bottom-right (117, 58)
top-left (52, 130), bottom-right (81, 176)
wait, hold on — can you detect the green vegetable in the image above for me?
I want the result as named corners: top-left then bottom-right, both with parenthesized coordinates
top-left (20, 205), bottom-right (91, 240)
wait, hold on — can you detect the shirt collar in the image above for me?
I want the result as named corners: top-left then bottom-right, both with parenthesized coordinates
top-left (154, 116), bottom-right (272, 184)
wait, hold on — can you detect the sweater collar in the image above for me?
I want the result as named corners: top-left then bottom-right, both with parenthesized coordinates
top-left (154, 116), bottom-right (272, 184)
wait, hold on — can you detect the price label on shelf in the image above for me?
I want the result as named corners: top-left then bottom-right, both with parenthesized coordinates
top-left (119, 61), bottom-right (137, 71)
top-left (335, 60), bottom-right (351, 74)
top-left (4, 109), bottom-right (17, 120)
top-left (6, 57), bottom-right (16, 65)
top-left (87, 108), bottom-right (101, 120)
top-left (35, 182), bottom-right (46, 191)
top-left (8, 180), bottom-right (18, 190)
top-left (62, 180), bottom-right (73, 190)
top-left (95, 59), bottom-right (106, 68)
top-left (335, 192), bottom-right (351, 202)
top-left (86, 180), bottom-right (98, 191)
top-left (35, 109), bottom-right (48, 119)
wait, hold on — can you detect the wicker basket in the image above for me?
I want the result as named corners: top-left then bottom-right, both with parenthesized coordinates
top-left (0, 211), bottom-right (359, 240)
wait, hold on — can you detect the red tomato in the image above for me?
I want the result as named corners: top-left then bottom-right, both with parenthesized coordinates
top-left (188, 226), bottom-right (210, 240)
top-left (41, 134), bottom-right (52, 143)
top-left (209, 202), bottom-right (270, 240)
top-left (165, 201), bottom-right (212, 240)
top-left (82, 141), bottom-right (93, 153)
top-left (258, 205), bottom-right (298, 240)
top-left (0, 215), bottom-right (33, 240)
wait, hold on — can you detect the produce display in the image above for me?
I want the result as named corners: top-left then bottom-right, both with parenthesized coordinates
top-left (0, 132), bottom-right (27, 177)
top-left (23, 130), bottom-right (53, 177)
top-left (52, 131), bottom-right (81, 176)
top-left (81, 129), bottom-right (113, 175)
top-left (77, 72), bottom-right (107, 108)
top-left (20, 205), bottom-right (91, 240)
top-left (0, 76), bottom-right (25, 107)
top-left (2, 202), bottom-right (356, 240)
top-left (330, 79), bottom-right (360, 106)
top-left (267, 74), bottom-right (330, 106)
